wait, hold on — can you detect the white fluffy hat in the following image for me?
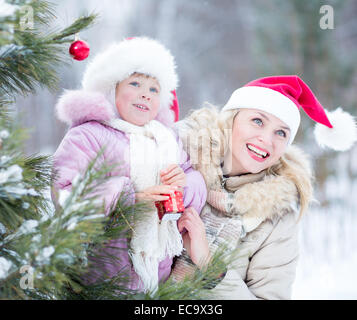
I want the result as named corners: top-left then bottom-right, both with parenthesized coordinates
top-left (81, 37), bottom-right (179, 115)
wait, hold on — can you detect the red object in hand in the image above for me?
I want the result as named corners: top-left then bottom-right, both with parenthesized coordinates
top-left (69, 40), bottom-right (90, 61)
top-left (155, 191), bottom-right (184, 221)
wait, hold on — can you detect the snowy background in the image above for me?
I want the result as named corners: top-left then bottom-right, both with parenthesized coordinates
top-left (15, 0), bottom-right (357, 299)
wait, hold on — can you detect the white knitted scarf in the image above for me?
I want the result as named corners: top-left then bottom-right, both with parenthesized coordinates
top-left (105, 118), bottom-right (183, 293)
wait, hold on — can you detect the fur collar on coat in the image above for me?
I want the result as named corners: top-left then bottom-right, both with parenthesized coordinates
top-left (174, 107), bottom-right (314, 223)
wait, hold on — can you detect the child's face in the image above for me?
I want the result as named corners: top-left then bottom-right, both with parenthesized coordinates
top-left (115, 73), bottom-right (161, 126)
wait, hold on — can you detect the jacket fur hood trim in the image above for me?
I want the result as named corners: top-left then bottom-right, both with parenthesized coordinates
top-left (55, 90), bottom-right (175, 128)
top-left (55, 90), bottom-right (116, 127)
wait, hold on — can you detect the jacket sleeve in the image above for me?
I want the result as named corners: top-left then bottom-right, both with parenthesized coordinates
top-left (208, 210), bottom-right (300, 300)
top-left (177, 134), bottom-right (207, 215)
top-left (52, 123), bottom-right (135, 215)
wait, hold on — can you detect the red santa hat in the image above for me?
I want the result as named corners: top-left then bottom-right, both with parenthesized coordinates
top-left (222, 75), bottom-right (357, 151)
top-left (81, 37), bottom-right (180, 123)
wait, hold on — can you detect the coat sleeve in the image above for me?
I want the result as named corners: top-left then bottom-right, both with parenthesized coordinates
top-left (52, 122), bottom-right (135, 214)
top-left (176, 134), bottom-right (207, 215)
top-left (208, 210), bottom-right (300, 300)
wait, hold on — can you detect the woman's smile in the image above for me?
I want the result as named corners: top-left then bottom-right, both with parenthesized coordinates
top-left (246, 143), bottom-right (270, 162)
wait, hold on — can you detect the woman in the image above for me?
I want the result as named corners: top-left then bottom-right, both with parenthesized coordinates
top-left (170, 75), bottom-right (357, 299)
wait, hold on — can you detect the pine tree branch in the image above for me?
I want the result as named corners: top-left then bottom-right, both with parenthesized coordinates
top-left (0, 153), bottom-right (136, 299)
top-left (0, 2), bottom-right (98, 98)
top-left (51, 13), bottom-right (99, 42)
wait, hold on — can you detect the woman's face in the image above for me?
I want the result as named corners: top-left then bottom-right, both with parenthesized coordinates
top-left (115, 73), bottom-right (161, 126)
top-left (226, 108), bottom-right (290, 175)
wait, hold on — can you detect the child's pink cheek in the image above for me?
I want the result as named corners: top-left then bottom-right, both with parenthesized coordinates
top-left (123, 92), bottom-right (134, 101)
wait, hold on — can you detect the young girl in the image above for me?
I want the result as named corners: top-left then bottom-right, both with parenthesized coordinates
top-left (52, 37), bottom-right (207, 293)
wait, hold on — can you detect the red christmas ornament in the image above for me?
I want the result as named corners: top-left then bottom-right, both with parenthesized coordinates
top-left (155, 191), bottom-right (185, 222)
top-left (69, 40), bottom-right (90, 61)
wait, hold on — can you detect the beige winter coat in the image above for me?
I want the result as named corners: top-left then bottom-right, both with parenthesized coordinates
top-left (171, 107), bottom-right (313, 300)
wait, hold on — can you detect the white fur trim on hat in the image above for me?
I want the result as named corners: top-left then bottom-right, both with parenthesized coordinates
top-left (221, 86), bottom-right (301, 145)
top-left (81, 37), bottom-right (178, 110)
top-left (314, 107), bottom-right (357, 151)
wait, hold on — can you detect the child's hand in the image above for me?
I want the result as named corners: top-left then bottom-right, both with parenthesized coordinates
top-left (160, 164), bottom-right (186, 189)
top-left (136, 185), bottom-right (178, 202)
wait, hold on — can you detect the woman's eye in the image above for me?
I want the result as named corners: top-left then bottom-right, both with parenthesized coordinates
top-left (150, 87), bottom-right (159, 93)
top-left (276, 129), bottom-right (286, 138)
top-left (252, 118), bottom-right (263, 126)
top-left (129, 81), bottom-right (139, 87)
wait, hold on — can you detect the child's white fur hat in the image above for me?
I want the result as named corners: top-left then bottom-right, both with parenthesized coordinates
top-left (81, 37), bottom-right (179, 117)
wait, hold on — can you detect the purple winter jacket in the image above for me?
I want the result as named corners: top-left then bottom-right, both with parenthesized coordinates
top-left (52, 90), bottom-right (207, 291)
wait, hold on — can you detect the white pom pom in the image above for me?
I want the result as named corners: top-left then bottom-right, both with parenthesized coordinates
top-left (314, 107), bottom-right (357, 151)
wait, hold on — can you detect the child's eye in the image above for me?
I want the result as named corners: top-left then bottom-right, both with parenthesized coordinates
top-left (129, 81), bottom-right (139, 87)
top-left (252, 118), bottom-right (263, 126)
top-left (276, 129), bottom-right (286, 138)
top-left (150, 87), bottom-right (159, 93)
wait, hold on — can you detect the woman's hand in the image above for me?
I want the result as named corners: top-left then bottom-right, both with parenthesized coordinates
top-left (135, 185), bottom-right (178, 202)
top-left (160, 164), bottom-right (186, 190)
top-left (177, 207), bottom-right (211, 269)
